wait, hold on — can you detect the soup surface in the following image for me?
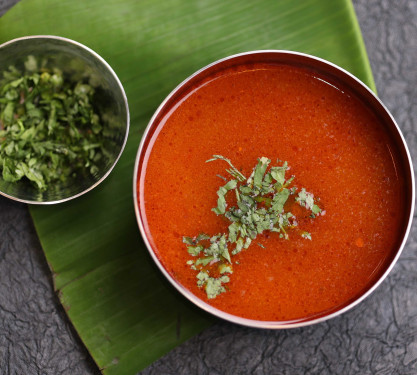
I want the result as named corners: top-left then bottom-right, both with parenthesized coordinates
top-left (138, 63), bottom-right (404, 321)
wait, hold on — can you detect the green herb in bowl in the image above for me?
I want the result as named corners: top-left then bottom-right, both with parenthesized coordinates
top-left (0, 55), bottom-right (105, 191)
top-left (0, 35), bottom-right (129, 204)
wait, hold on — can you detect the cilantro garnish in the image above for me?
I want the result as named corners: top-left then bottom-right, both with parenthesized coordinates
top-left (183, 156), bottom-right (323, 299)
top-left (0, 55), bottom-right (106, 191)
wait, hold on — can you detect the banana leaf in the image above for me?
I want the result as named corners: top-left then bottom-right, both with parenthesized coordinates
top-left (0, 0), bottom-right (374, 373)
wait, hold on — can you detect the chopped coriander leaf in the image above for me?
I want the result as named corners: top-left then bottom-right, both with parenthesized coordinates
top-left (187, 245), bottom-right (204, 256)
top-left (271, 188), bottom-right (290, 213)
top-left (312, 204), bottom-right (322, 215)
top-left (195, 233), bottom-right (210, 242)
top-left (219, 264), bottom-right (233, 274)
top-left (184, 155), bottom-right (323, 299)
top-left (212, 179), bottom-right (237, 215)
top-left (196, 256), bottom-right (215, 266)
top-left (196, 270), bottom-right (230, 299)
top-left (301, 231), bottom-right (312, 240)
top-left (205, 276), bottom-right (230, 299)
top-left (253, 157), bottom-right (270, 188)
top-left (0, 55), bottom-right (106, 191)
top-left (206, 155), bottom-right (246, 181)
top-left (270, 163), bottom-right (287, 185)
top-left (296, 188), bottom-right (322, 215)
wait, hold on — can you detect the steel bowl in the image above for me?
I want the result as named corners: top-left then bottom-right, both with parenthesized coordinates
top-left (133, 50), bottom-right (414, 329)
top-left (0, 35), bottom-right (129, 204)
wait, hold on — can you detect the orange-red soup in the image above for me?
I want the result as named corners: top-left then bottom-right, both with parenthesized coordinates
top-left (138, 63), bottom-right (404, 321)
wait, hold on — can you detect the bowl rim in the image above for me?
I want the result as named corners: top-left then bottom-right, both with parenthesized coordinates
top-left (0, 34), bottom-right (130, 205)
top-left (133, 49), bottom-right (415, 329)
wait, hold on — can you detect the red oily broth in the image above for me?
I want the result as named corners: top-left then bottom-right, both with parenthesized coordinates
top-left (138, 63), bottom-right (404, 321)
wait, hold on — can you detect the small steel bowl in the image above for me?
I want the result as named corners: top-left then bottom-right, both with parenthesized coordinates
top-left (0, 35), bottom-right (129, 204)
top-left (133, 51), bottom-right (415, 329)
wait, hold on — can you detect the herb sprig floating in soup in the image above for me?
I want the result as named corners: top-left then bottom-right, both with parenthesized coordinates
top-left (183, 155), bottom-right (323, 299)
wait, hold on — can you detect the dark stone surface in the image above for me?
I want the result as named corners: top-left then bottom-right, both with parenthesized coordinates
top-left (0, 0), bottom-right (17, 16)
top-left (0, 198), bottom-right (99, 375)
top-left (0, 0), bottom-right (416, 374)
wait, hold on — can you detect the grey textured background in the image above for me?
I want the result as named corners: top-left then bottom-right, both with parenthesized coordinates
top-left (0, 0), bottom-right (416, 374)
